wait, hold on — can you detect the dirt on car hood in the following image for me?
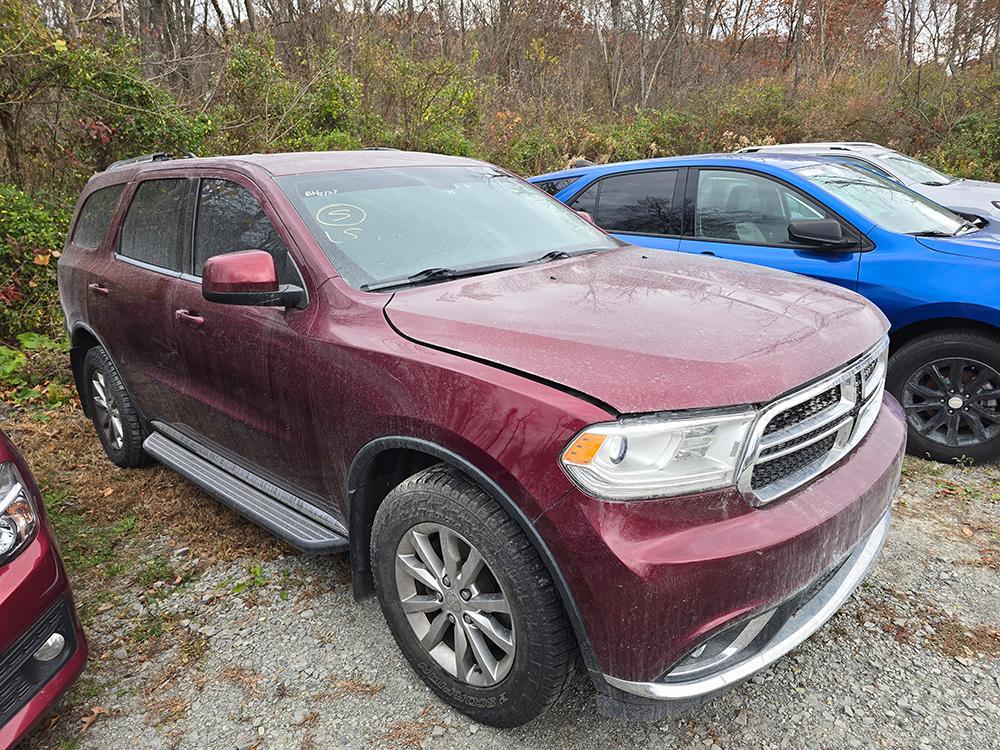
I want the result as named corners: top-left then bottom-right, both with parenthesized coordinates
top-left (384, 247), bottom-right (888, 414)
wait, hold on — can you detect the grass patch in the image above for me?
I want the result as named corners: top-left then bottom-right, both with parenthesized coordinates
top-left (42, 488), bottom-right (137, 584)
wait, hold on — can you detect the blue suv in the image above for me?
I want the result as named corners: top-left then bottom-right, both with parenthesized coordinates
top-left (531, 154), bottom-right (1000, 463)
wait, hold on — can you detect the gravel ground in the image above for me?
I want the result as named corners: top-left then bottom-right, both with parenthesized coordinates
top-left (18, 438), bottom-right (1000, 749)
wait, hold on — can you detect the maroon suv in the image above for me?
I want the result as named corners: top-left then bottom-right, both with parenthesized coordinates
top-left (58, 150), bottom-right (905, 726)
top-left (0, 429), bottom-right (87, 748)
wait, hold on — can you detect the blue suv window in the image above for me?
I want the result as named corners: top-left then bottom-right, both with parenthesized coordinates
top-left (694, 170), bottom-right (825, 245)
top-left (534, 177), bottom-right (576, 196)
top-left (569, 170), bottom-right (679, 235)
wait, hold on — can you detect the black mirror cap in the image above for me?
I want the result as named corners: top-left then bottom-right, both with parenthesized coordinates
top-left (788, 219), bottom-right (858, 250)
top-left (203, 284), bottom-right (305, 308)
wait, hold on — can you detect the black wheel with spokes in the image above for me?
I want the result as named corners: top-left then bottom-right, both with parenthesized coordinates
top-left (888, 330), bottom-right (1000, 464)
top-left (83, 347), bottom-right (150, 468)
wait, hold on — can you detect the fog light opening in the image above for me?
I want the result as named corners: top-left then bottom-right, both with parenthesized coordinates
top-left (33, 632), bottom-right (65, 662)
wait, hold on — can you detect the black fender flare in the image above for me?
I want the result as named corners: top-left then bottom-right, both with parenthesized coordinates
top-left (346, 435), bottom-right (603, 677)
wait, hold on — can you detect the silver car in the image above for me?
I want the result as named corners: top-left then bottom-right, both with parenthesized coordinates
top-left (735, 142), bottom-right (1000, 220)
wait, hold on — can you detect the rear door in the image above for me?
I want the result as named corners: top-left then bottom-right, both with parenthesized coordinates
top-left (169, 174), bottom-right (326, 497)
top-left (61, 183), bottom-right (127, 337)
top-left (677, 167), bottom-right (863, 291)
top-left (566, 168), bottom-right (684, 252)
top-left (86, 176), bottom-right (193, 422)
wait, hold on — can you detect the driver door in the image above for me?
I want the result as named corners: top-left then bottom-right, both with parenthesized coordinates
top-left (676, 168), bottom-right (862, 292)
top-left (169, 174), bottom-right (326, 499)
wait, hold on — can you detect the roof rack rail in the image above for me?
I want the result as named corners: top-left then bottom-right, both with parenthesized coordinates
top-left (361, 146), bottom-right (400, 151)
top-left (106, 152), bottom-right (196, 171)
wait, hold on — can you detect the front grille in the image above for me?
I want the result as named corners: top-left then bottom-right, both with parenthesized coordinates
top-left (739, 337), bottom-right (889, 505)
top-left (762, 386), bottom-right (839, 436)
top-left (0, 597), bottom-right (76, 726)
top-left (752, 434), bottom-right (837, 490)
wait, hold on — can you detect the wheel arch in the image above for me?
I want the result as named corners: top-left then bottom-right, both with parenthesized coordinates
top-left (889, 315), bottom-right (1000, 354)
top-left (345, 435), bottom-right (601, 675)
top-left (69, 323), bottom-right (102, 417)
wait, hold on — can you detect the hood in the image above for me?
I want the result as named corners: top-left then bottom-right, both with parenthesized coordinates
top-left (384, 248), bottom-right (888, 414)
top-left (916, 221), bottom-right (1000, 263)
top-left (920, 179), bottom-right (1000, 219)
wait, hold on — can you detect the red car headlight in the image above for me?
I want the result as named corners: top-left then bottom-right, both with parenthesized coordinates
top-left (0, 462), bottom-right (38, 565)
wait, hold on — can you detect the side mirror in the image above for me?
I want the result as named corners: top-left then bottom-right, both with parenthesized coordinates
top-left (787, 219), bottom-right (857, 250)
top-left (202, 250), bottom-right (304, 307)
top-left (576, 210), bottom-right (596, 225)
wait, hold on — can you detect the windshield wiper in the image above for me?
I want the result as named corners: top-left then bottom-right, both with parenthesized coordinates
top-left (921, 180), bottom-right (951, 187)
top-left (531, 250), bottom-right (571, 262)
top-left (361, 263), bottom-right (522, 292)
top-left (910, 229), bottom-right (960, 238)
top-left (527, 247), bottom-right (612, 264)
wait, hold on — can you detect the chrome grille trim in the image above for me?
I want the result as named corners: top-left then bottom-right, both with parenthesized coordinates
top-left (738, 336), bottom-right (889, 506)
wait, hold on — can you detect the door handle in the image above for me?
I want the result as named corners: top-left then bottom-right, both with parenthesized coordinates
top-left (175, 309), bottom-right (205, 328)
top-left (700, 251), bottom-right (716, 256)
top-left (88, 283), bottom-right (110, 296)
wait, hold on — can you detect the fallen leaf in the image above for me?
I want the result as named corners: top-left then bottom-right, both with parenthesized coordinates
top-left (32, 253), bottom-right (50, 266)
top-left (79, 705), bottom-right (109, 733)
top-left (102, 487), bottom-right (114, 497)
top-left (961, 526), bottom-right (974, 538)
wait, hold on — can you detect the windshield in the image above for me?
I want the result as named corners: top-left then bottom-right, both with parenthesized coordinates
top-left (875, 153), bottom-right (954, 186)
top-left (796, 163), bottom-right (968, 236)
top-left (275, 165), bottom-right (619, 289)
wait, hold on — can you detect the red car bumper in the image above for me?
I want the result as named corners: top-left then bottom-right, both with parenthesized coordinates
top-left (537, 394), bottom-right (905, 715)
top-left (0, 530), bottom-right (88, 750)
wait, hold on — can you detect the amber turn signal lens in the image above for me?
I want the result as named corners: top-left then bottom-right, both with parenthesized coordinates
top-left (562, 433), bottom-right (606, 465)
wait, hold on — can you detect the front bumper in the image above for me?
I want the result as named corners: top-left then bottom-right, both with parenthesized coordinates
top-left (535, 394), bottom-right (905, 717)
top-left (604, 505), bottom-right (889, 703)
top-left (0, 533), bottom-right (87, 750)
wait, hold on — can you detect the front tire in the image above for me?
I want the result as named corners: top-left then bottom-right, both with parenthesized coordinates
top-left (83, 347), bottom-right (149, 468)
top-left (887, 330), bottom-right (1000, 464)
top-left (370, 465), bottom-right (577, 727)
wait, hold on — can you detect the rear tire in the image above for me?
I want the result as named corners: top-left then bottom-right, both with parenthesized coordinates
top-left (887, 330), bottom-right (1000, 464)
top-left (370, 464), bottom-right (577, 727)
top-left (83, 347), bottom-right (149, 468)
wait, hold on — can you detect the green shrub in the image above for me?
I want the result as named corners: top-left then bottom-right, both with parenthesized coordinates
top-left (0, 185), bottom-right (68, 341)
top-left (0, 333), bottom-right (70, 405)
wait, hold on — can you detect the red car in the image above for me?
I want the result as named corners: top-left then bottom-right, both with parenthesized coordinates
top-left (0, 430), bottom-right (87, 749)
top-left (57, 150), bottom-right (904, 727)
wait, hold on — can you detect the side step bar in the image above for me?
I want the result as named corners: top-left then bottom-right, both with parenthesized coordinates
top-left (143, 431), bottom-right (349, 554)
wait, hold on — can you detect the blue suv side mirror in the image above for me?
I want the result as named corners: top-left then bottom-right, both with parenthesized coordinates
top-left (788, 219), bottom-right (859, 251)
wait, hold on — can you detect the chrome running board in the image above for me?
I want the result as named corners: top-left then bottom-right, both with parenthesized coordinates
top-left (143, 427), bottom-right (348, 554)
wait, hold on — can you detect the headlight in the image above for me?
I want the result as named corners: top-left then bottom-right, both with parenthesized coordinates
top-left (560, 410), bottom-right (756, 500)
top-left (0, 462), bottom-right (38, 565)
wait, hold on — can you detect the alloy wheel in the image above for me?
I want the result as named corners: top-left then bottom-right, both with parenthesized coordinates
top-left (90, 370), bottom-right (124, 450)
top-left (394, 522), bottom-right (515, 687)
top-left (901, 357), bottom-right (1000, 448)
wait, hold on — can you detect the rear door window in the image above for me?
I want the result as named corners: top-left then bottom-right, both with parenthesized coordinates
top-left (118, 179), bottom-right (191, 271)
top-left (71, 184), bottom-right (125, 249)
top-left (594, 171), bottom-right (679, 235)
top-left (193, 179), bottom-right (298, 284)
top-left (568, 181), bottom-right (599, 215)
top-left (569, 171), bottom-right (679, 235)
